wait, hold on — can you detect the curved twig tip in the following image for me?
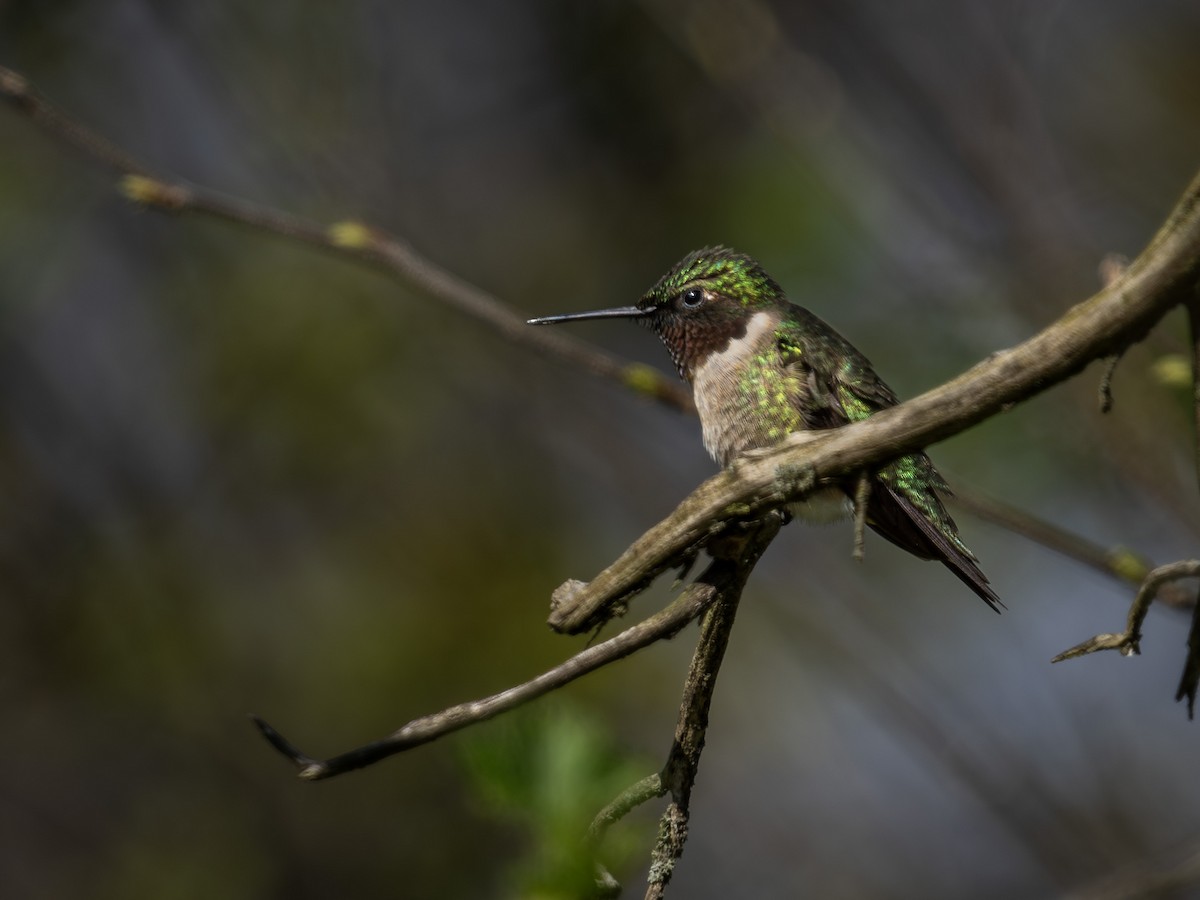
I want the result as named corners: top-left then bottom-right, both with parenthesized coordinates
top-left (250, 714), bottom-right (326, 777)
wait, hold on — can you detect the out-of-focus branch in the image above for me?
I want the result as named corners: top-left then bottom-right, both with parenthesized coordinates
top-left (1185, 290), bottom-right (1200, 490)
top-left (548, 167), bottom-right (1200, 634)
top-left (0, 67), bottom-right (152, 176)
top-left (1066, 836), bottom-right (1200, 899)
top-left (949, 487), bottom-right (1194, 609)
top-left (0, 65), bottom-right (693, 413)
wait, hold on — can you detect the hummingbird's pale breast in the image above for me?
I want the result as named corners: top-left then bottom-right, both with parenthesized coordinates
top-left (690, 310), bottom-right (848, 522)
top-left (691, 311), bottom-right (788, 465)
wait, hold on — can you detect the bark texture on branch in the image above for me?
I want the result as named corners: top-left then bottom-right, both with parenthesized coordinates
top-left (548, 171), bottom-right (1200, 633)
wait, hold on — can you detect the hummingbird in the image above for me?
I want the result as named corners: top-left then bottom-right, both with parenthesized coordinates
top-left (528, 246), bottom-right (1000, 611)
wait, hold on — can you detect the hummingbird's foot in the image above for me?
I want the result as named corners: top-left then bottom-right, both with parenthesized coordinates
top-left (852, 473), bottom-right (872, 562)
top-left (769, 461), bottom-right (817, 505)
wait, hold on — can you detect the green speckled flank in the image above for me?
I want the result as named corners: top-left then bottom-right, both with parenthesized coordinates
top-left (642, 246), bottom-right (784, 309)
top-left (737, 347), bottom-right (803, 444)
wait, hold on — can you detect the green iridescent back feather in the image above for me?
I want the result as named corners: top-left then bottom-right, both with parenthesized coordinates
top-left (776, 308), bottom-right (976, 562)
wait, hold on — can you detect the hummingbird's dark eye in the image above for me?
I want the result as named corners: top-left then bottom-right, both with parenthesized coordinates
top-left (680, 288), bottom-right (704, 309)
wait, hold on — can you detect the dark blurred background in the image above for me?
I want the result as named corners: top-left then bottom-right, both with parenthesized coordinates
top-left (2, 2), bottom-right (1200, 897)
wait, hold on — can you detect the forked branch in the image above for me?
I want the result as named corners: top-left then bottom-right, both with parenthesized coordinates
top-left (1052, 561), bottom-right (1200, 718)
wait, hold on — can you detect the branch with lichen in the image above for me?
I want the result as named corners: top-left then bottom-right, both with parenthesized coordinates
top-left (544, 170), bottom-right (1200, 633)
top-left (588, 517), bottom-right (779, 899)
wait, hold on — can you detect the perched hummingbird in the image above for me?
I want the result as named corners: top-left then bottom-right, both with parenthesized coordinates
top-left (529, 246), bottom-right (1000, 611)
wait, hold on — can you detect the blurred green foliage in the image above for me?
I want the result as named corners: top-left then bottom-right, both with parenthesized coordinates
top-left (460, 703), bottom-right (653, 898)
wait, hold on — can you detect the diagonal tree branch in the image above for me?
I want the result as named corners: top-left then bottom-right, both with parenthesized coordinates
top-left (547, 169), bottom-right (1200, 633)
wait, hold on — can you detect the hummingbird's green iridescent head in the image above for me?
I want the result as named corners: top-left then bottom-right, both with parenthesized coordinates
top-left (638, 246), bottom-right (784, 313)
top-left (528, 246), bottom-right (786, 380)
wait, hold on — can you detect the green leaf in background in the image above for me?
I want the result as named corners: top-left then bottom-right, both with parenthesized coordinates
top-left (460, 702), bottom-right (653, 899)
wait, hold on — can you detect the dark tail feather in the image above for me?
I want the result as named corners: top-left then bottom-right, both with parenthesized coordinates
top-left (936, 546), bottom-right (1004, 613)
top-left (868, 483), bottom-right (1004, 613)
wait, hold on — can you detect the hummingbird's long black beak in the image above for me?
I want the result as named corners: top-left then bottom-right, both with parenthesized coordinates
top-left (527, 305), bottom-right (650, 325)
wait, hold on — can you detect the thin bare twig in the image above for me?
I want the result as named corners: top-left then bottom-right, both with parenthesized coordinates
top-left (0, 67), bottom-right (152, 177)
top-left (1051, 560), bottom-right (1200, 662)
top-left (587, 774), bottom-right (665, 847)
top-left (253, 550), bottom-right (725, 780)
top-left (587, 774), bottom-right (664, 898)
